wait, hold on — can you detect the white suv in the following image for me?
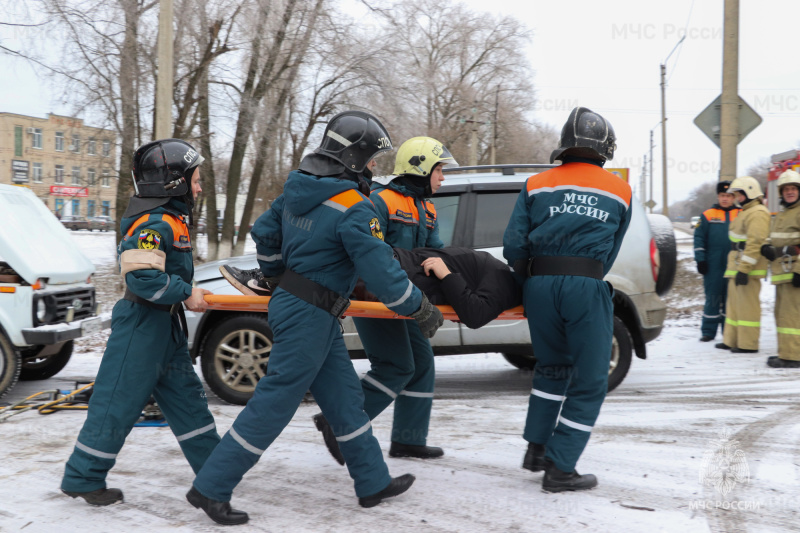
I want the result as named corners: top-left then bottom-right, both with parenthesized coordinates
top-left (186, 165), bottom-right (675, 404)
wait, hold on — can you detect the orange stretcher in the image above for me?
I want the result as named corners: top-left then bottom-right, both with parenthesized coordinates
top-left (204, 295), bottom-right (526, 321)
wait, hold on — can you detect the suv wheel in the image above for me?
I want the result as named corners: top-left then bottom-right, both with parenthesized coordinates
top-left (200, 313), bottom-right (272, 405)
top-left (0, 331), bottom-right (20, 399)
top-left (20, 341), bottom-right (74, 381)
top-left (501, 315), bottom-right (633, 393)
top-left (647, 214), bottom-right (677, 296)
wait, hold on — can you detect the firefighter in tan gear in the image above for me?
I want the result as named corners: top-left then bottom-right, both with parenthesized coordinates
top-left (717, 176), bottom-right (770, 353)
top-left (760, 170), bottom-right (800, 368)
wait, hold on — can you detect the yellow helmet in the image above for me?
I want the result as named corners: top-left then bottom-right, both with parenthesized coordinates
top-left (728, 176), bottom-right (763, 199)
top-left (777, 169), bottom-right (800, 190)
top-left (392, 137), bottom-right (457, 177)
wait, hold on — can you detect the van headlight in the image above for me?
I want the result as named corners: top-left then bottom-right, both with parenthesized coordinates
top-left (37, 299), bottom-right (47, 322)
top-left (32, 295), bottom-right (55, 326)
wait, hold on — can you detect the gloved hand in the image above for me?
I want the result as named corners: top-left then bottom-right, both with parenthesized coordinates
top-left (760, 244), bottom-right (777, 261)
top-left (793, 273), bottom-right (800, 288)
top-left (735, 272), bottom-right (749, 286)
top-left (409, 294), bottom-right (444, 339)
top-left (697, 261), bottom-right (708, 275)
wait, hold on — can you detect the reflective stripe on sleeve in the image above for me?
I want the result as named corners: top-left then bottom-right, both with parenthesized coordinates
top-left (558, 415), bottom-right (593, 433)
top-left (741, 255), bottom-right (757, 265)
top-left (176, 422), bottom-right (216, 442)
top-left (729, 232), bottom-right (747, 242)
top-left (230, 427), bottom-right (265, 455)
top-left (75, 441), bottom-right (118, 460)
top-left (771, 232), bottom-right (800, 239)
top-left (531, 389), bottom-right (567, 402)
top-left (322, 199), bottom-right (348, 213)
top-left (362, 375), bottom-right (397, 399)
top-left (257, 253), bottom-right (282, 262)
top-left (399, 390), bottom-right (434, 398)
top-left (384, 280), bottom-right (413, 309)
top-left (336, 421), bottom-right (371, 443)
top-left (149, 276), bottom-right (170, 301)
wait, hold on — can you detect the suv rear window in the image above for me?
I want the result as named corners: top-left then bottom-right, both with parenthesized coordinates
top-left (431, 195), bottom-right (460, 246)
top-left (472, 192), bottom-right (519, 248)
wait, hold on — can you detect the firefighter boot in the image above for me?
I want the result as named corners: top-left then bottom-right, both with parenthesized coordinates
top-left (542, 460), bottom-right (598, 493)
top-left (186, 487), bottom-right (249, 526)
top-left (312, 413), bottom-right (345, 466)
top-left (522, 442), bottom-right (547, 472)
top-left (62, 488), bottom-right (124, 506)
top-left (389, 442), bottom-right (444, 459)
top-left (767, 356), bottom-right (800, 368)
top-left (358, 474), bottom-right (416, 508)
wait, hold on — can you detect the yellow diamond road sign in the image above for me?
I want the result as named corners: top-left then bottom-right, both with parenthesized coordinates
top-left (694, 95), bottom-right (762, 148)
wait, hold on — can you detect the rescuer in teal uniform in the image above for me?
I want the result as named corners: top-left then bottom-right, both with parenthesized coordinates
top-left (61, 139), bottom-right (219, 506)
top-left (693, 181), bottom-right (740, 341)
top-left (186, 112), bottom-right (444, 526)
top-left (503, 107), bottom-right (631, 492)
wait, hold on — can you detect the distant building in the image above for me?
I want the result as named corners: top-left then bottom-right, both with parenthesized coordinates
top-left (0, 112), bottom-right (118, 218)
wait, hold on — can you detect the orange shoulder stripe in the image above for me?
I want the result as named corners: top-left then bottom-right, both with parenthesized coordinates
top-left (327, 189), bottom-right (365, 209)
top-left (126, 214), bottom-right (151, 237)
top-left (378, 189), bottom-right (419, 222)
top-left (527, 164), bottom-right (632, 207)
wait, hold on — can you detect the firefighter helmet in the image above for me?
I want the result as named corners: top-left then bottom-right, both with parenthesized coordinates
top-left (728, 176), bottom-right (763, 199)
top-left (392, 137), bottom-right (457, 177)
top-left (777, 169), bottom-right (800, 191)
top-left (313, 111), bottom-right (392, 173)
top-left (550, 107), bottom-right (616, 164)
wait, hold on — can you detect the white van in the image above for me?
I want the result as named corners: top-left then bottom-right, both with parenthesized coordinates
top-left (0, 184), bottom-right (110, 398)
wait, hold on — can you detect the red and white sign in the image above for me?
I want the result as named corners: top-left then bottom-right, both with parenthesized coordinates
top-left (50, 186), bottom-right (88, 197)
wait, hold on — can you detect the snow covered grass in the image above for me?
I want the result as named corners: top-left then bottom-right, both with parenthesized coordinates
top-left (1, 230), bottom-right (799, 532)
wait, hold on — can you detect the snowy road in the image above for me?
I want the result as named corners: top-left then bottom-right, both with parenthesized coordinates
top-left (1, 231), bottom-right (799, 533)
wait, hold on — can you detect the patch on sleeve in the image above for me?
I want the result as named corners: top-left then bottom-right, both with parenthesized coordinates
top-left (369, 218), bottom-right (384, 241)
top-left (137, 228), bottom-right (162, 250)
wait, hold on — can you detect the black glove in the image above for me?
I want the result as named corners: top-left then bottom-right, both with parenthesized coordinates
top-left (793, 273), bottom-right (800, 288)
top-left (760, 244), bottom-right (777, 261)
top-left (409, 294), bottom-right (444, 339)
top-left (735, 272), bottom-right (749, 286)
top-left (697, 261), bottom-right (708, 275)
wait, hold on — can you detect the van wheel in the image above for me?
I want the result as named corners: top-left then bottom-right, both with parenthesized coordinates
top-left (647, 214), bottom-right (677, 296)
top-left (200, 314), bottom-right (272, 405)
top-left (20, 341), bottom-right (74, 381)
top-left (0, 332), bottom-right (21, 399)
top-left (608, 316), bottom-right (633, 392)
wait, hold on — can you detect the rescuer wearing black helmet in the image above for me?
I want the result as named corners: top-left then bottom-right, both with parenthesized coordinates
top-left (60, 139), bottom-right (219, 507)
top-left (504, 107), bottom-right (631, 492)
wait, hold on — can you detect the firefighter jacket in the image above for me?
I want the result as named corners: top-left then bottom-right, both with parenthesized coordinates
top-left (392, 247), bottom-right (522, 329)
top-left (250, 170), bottom-right (422, 316)
top-left (118, 199), bottom-right (194, 304)
top-left (725, 200), bottom-right (771, 278)
top-left (767, 200), bottom-right (800, 284)
top-left (503, 162), bottom-right (632, 276)
top-left (369, 180), bottom-right (443, 250)
top-left (694, 204), bottom-right (740, 269)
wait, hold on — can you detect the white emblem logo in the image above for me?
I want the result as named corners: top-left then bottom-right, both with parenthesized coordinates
top-left (699, 430), bottom-right (750, 496)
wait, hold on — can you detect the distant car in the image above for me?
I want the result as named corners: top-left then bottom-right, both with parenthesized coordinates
top-left (60, 215), bottom-right (90, 231)
top-left (89, 215), bottom-right (113, 232)
top-left (690, 215), bottom-right (701, 229)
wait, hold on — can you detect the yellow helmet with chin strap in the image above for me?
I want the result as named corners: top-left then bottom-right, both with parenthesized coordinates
top-left (728, 176), bottom-right (763, 199)
top-left (777, 169), bottom-right (800, 190)
top-left (392, 137), bottom-right (457, 177)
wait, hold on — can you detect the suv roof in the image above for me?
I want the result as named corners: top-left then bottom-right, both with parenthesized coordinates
top-left (438, 164), bottom-right (554, 193)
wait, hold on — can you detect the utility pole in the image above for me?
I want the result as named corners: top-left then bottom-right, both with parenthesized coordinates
top-left (469, 103), bottom-right (478, 167)
top-left (660, 36), bottom-right (685, 218)
top-left (720, 0), bottom-right (739, 181)
top-left (649, 127), bottom-right (655, 214)
top-left (490, 87), bottom-right (499, 166)
top-left (640, 155), bottom-right (647, 208)
top-left (155, 0), bottom-right (174, 139)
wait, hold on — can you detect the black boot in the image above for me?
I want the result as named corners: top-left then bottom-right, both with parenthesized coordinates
top-left (522, 442), bottom-right (546, 472)
top-left (389, 442), bottom-right (444, 459)
top-left (715, 343), bottom-right (731, 350)
top-left (767, 356), bottom-right (800, 368)
top-left (700, 336), bottom-right (714, 342)
top-left (312, 413), bottom-right (345, 466)
top-left (358, 474), bottom-right (415, 508)
top-left (542, 460), bottom-right (598, 493)
top-left (62, 488), bottom-right (123, 506)
top-left (186, 487), bottom-right (249, 526)
top-left (731, 347), bottom-right (758, 353)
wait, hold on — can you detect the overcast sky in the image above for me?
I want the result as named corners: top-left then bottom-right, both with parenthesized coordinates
top-left (2, 0), bottom-right (798, 208)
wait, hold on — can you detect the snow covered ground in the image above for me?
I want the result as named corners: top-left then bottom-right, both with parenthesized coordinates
top-left (1, 229), bottom-right (799, 533)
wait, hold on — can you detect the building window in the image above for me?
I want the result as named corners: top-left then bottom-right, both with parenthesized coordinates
top-left (55, 132), bottom-right (64, 152)
top-left (32, 128), bottom-right (43, 149)
top-left (14, 126), bottom-right (23, 156)
top-left (71, 166), bottom-right (81, 185)
top-left (88, 200), bottom-right (96, 217)
top-left (102, 140), bottom-right (110, 157)
top-left (87, 168), bottom-right (96, 186)
top-left (55, 165), bottom-right (64, 184)
top-left (55, 198), bottom-right (64, 216)
top-left (72, 199), bottom-right (80, 216)
top-left (33, 162), bottom-right (43, 183)
top-left (102, 169), bottom-right (110, 187)
top-left (88, 138), bottom-right (96, 155)
top-left (71, 134), bottom-right (80, 153)
top-left (102, 201), bottom-right (110, 216)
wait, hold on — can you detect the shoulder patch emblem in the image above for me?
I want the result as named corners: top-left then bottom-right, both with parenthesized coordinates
top-left (369, 218), bottom-right (384, 241)
top-left (137, 229), bottom-right (162, 250)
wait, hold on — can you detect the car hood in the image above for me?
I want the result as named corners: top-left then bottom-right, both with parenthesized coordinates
top-left (194, 254), bottom-right (259, 283)
top-left (0, 185), bottom-right (95, 284)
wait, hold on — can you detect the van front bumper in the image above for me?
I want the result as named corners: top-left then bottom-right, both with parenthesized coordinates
top-left (22, 313), bottom-right (112, 345)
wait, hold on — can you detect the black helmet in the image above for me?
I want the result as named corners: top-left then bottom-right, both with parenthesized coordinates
top-left (716, 180), bottom-right (732, 195)
top-left (550, 107), bottom-right (616, 164)
top-left (313, 111), bottom-right (392, 173)
top-left (124, 139), bottom-right (204, 218)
